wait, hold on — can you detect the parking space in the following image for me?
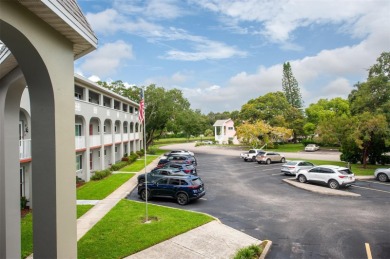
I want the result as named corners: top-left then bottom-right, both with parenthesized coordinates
top-left (127, 150), bottom-right (390, 259)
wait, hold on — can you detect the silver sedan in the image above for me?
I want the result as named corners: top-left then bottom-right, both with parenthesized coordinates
top-left (281, 160), bottom-right (315, 176)
top-left (374, 168), bottom-right (390, 182)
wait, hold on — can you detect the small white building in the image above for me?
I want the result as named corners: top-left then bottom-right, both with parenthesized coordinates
top-left (213, 119), bottom-right (239, 144)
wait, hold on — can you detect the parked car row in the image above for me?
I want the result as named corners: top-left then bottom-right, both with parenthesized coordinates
top-left (137, 150), bottom-right (205, 205)
top-left (240, 149), bottom-right (286, 164)
top-left (241, 148), bottom-right (389, 188)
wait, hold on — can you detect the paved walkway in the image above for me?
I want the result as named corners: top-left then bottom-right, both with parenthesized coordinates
top-left (76, 152), bottom-right (266, 258)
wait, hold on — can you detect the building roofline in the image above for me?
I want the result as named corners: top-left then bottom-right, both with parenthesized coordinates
top-left (74, 74), bottom-right (139, 107)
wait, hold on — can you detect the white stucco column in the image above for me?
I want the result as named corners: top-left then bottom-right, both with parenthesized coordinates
top-left (0, 68), bottom-right (26, 259)
top-left (1, 3), bottom-right (78, 257)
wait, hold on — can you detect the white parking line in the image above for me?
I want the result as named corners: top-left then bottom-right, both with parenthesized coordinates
top-left (351, 185), bottom-right (390, 194)
top-left (358, 180), bottom-right (390, 186)
top-left (365, 243), bottom-right (372, 259)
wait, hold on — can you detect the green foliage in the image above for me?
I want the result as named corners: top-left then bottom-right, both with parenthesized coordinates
top-left (21, 196), bottom-right (28, 209)
top-left (282, 62), bottom-right (302, 108)
top-left (305, 97), bottom-right (350, 125)
top-left (90, 169), bottom-right (112, 181)
top-left (136, 149), bottom-right (144, 157)
top-left (120, 156), bottom-right (157, 172)
top-left (128, 152), bottom-right (139, 163)
top-left (204, 128), bottom-right (214, 137)
top-left (234, 244), bottom-right (262, 259)
top-left (77, 205), bottom-right (94, 218)
top-left (21, 213), bottom-right (33, 258)
top-left (239, 92), bottom-right (291, 123)
top-left (110, 161), bottom-right (129, 171)
top-left (147, 147), bottom-right (158, 155)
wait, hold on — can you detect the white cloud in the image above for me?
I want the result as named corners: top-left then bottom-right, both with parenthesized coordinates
top-left (79, 41), bottom-right (133, 78)
top-left (164, 40), bottom-right (247, 61)
top-left (88, 75), bottom-right (101, 82)
top-left (113, 0), bottom-right (184, 20)
top-left (192, 0), bottom-right (390, 44)
top-left (85, 7), bottom-right (247, 61)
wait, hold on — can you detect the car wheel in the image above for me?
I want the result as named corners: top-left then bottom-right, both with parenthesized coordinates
top-left (377, 173), bottom-right (389, 182)
top-left (251, 156), bottom-right (256, 162)
top-left (176, 193), bottom-right (189, 205)
top-left (266, 159), bottom-right (271, 165)
top-left (298, 175), bottom-right (307, 183)
top-left (244, 158), bottom-right (247, 162)
top-left (328, 179), bottom-right (340, 189)
top-left (281, 157), bottom-right (286, 163)
top-left (138, 178), bottom-right (145, 184)
top-left (140, 189), bottom-right (150, 201)
top-left (257, 161), bottom-right (261, 164)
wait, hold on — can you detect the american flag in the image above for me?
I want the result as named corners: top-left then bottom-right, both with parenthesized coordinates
top-left (138, 89), bottom-right (144, 123)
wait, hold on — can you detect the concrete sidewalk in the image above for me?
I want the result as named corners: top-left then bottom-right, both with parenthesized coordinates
top-left (76, 156), bottom-right (267, 258)
top-left (126, 220), bottom-right (264, 259)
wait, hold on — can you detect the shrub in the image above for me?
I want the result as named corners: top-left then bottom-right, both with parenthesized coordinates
top-left (128, 152), bottom-right (139, 163)
top-left (121, 157), bottom-right (129, 162)
top-left (110, 161), bottom-right (129, 171)
top-left (90, 169), bottom-right (111, 180)
top-left (21, 196), bottom-right (29, 209)
top-left (136, 149), bottom-right (145, 157)
top-left (147, 147), bottom-right (157, 155)
top-left (233, 244), bottom-right (262, 259)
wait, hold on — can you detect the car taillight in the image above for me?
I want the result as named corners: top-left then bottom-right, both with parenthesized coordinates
top-left (184, 169), bottom-right (191, 173)
top-left (188, 185), bottom-right (199, 189)
top-left (338, 175), bottom-right (346, 178)
top-left (288, 166), bottom-right (295, 169)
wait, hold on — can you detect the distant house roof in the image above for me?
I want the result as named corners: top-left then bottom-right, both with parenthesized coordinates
top-left (213, 119), bottom-right (231, 127)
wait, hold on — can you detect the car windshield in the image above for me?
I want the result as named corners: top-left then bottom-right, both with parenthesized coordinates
top-left (257, 151), bottom-right (266, 155)
top-left (338, 169), bottom-right (353, 175)
top-left (191, 178), bottom-right (203, 186)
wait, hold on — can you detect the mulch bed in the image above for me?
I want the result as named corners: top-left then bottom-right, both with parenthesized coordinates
top-left (21, 208), bottom-right (31, 218)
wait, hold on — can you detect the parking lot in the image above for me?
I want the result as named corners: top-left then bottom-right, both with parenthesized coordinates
top-left (127, 148), bottom-right (390, 259)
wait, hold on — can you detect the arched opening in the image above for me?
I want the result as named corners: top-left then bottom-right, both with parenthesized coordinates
top-left (1, 13), bottom-right (77, 258)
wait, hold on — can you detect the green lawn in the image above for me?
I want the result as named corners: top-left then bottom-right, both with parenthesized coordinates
top-left (21, 213), bottom-right (33, 258)
top-left (77, 173), bottom-right (134, 200)
top-left (21, 205), bottom-right (96, 257)
top-left (78, 200), bottom-right (214, 259)
top-left (120, 155), bottom-right (159, 172)
top-left (77, 205), bottom-right (94, 218)
top-left (153, 136), bottom-right (214, 145)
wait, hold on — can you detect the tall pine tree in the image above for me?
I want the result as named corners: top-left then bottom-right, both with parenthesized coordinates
top-left (282, 62), bottom-right (303, 108)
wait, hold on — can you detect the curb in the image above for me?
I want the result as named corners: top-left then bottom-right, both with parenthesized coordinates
top-left (259, 240), bottom-right (272, 259)
top-left (283, 178), bottom-right (361, 197)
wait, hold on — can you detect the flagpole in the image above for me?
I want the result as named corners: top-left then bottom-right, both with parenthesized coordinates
top-left (141, 87), bottom-right (148, 221)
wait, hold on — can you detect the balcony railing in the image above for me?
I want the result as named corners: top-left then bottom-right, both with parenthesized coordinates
top-left (104, 134), bottom-right (112, 145)
top-left (123, 134), bottom-right (129, 141)
top-left (75, 136), bottom-right (86, 149)
top-left (20, 139), bottom-right (31, 160)
top-left (89, 135), bottom-right (101, 147)
top-left (114, 133), bottom-right (121, 143)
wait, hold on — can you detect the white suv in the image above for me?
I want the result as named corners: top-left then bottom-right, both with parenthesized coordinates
top-left (296, 165), bottom-right (355, 189)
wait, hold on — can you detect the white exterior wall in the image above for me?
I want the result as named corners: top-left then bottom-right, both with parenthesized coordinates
top-left (19, 76), bottom-right (142, 200)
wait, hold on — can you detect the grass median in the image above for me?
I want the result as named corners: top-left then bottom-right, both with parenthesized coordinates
top-left (77, 199), bottom-right (214, 258)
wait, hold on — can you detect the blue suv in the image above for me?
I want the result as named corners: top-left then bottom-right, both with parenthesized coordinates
top-left (138, 175), bottom-right (205, 205)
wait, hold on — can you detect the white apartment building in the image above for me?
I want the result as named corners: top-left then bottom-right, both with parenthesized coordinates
top-left (19, 74), bottom-right (142, 205)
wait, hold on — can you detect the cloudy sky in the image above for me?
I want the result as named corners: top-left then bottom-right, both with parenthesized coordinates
top-left (76, 0), bottom-right (390, 113)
